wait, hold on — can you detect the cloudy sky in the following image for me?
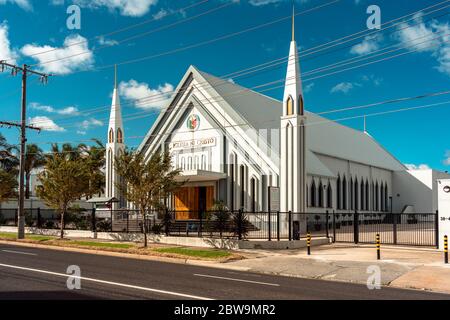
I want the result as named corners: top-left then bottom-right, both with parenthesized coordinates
top-left (0, 0), bottom-right (449, 170)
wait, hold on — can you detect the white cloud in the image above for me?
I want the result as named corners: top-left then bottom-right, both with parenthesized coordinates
top-left (97, 36), bottom-right (118, 47)
top-left (80, 118), bottom-right (104, 130)
top-left (21, 34), bottom-right (94, 75)
top-left (72, 0), bottom-right (158, 17)
top-left (119, 79), bottom-right (174, 110)
top-left (330, 82), bottom-right (358, 94)
top-left (396, 13), bottom-right (450, 76)
top-left (350, 35), bottom-right (382, 55)
top-left (77, 130), bottom-right (87, 135)
top-left (28, 116), bottom-right (65, 132)
top-left (0, 21), bottom-right (18, 64)
top-left (405, 163), bottom-right (431, 170)
top-left (30, 102), bottom-right (79, 115)
top-left (0, 0), bottom-right (32, 11)
top-left (303, 82), bottom-right (314, 93)
top-left (153, 9), bottom-right (168, 20)
top-left (443, 151), bottom-right (450, 166)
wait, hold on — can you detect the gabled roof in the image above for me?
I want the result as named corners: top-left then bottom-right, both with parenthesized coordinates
top-left (139, 66), bottom-right (406, 175)
top-left (198, 69), bottom-right (405, 172)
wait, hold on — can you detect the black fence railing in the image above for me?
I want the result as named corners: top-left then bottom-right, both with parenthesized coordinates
top-left (0, 208), bottom-right (439, 247)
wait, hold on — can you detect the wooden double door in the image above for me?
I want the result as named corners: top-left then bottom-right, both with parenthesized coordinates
top-left (174, 186), bottom-right (214, 220)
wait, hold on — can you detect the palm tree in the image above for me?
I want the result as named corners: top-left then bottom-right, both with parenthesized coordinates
top-left (0, 133), bottom-right (18, 172)
top-left (24, 144), bottom-right (45, 199)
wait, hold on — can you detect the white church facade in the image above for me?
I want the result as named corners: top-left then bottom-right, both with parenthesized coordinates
top-left (104, 14), bottom-right (449, 220)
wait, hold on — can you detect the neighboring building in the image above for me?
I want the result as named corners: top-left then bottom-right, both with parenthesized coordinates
top-left (104, 12), bottom-right (450, 220)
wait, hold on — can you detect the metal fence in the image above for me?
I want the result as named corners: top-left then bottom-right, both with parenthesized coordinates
top-left (0, 208), bottom-right (439, 247)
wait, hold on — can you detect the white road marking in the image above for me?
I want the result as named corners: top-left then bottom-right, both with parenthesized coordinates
top-left (194, 273), bottom-right (280, 287)
top-left (2, 250), bottom-right (37, 256)
top-left (0, 263), bottom-right (212, 300)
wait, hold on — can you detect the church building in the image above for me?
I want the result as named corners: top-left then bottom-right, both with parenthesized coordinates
top-left (105, 12), bottom-right (449, 219)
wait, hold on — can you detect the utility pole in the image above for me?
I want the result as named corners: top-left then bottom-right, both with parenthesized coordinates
top-left (1, 61), bottom-right (50, 239)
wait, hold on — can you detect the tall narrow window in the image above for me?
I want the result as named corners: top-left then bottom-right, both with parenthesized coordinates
top-left (201, 155), bottom-right (206, 170)
top-left (109, 129), bottom-right (114, 143)
top-left (354, 178), bottom-right (359, 211)
top-left (117, 128), bottom-right (123, 143)
top-left (230, 162), bottom-right (235, 211)
top-left (375, 182), bottom-right (379, 211)
top-left (385, 183), bottom-right (389, 212)
top-left (310, 180), bottom-right (317, 208)
top-left (342, 176), bottom-right (347, 210)
top-left (188, 157), bottom-right (192, 170)
top-left (298, 95), bottom-right (304, 115)
top-left (337, 175), bottom-right (341, 210)
top-left (365, 181), bottom-right (370, 211)
top-left (240, 165), bottom-right (245, 209)
top-left (286, 96), bottom-right (294, 116)
top-left (350, 178), bottom-right (354, 210)
top-left (360, 180), bottom-right (365, 211)
top-left (318, 181), bottom-right (323, 208)
top-left (194, 156), bottom-right (199, 170)
top-left (250, 178), bottom-right (256, 212)
top-left (380, 183), bottom-right (385, 211)
top-left (327, 182), bottom-right (333, 208)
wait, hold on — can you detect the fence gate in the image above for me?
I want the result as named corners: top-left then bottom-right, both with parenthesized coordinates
top-left (332, 212), bottom-right (438, 247)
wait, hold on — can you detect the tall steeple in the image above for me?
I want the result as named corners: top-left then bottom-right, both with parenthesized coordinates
top-left (280, 5), bottom-right (307, 215)
top-left (106, 65), bottom-right (125, 208)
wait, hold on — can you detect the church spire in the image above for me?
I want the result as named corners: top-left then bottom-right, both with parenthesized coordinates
top-left (292, 4), bottom-right (295, 42)
top-left (282, 3), bottom-right (304, 117)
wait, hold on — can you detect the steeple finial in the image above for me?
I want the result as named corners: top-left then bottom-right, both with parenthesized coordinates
top-left (292, 3), bottom-right (295, 42)
top-left (114, 64), bottom-right (118, 89)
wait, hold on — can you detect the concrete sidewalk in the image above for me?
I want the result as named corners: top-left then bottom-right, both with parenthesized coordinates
top-left (226, 243), bottom-right (450, 294)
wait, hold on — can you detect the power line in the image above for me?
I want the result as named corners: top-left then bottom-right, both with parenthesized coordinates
top-left (2, 0), bottom-right (210, 63)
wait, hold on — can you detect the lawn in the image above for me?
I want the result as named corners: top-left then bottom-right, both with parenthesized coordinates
top-left (0, 232), bottom-right (54, 241)
top-left (153, 247), bottom-right (231, 259)
top-left (65, 240), bottom-right (134, 249)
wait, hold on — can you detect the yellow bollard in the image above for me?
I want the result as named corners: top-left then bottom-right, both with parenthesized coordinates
top-left (445, 235), bottom-right (448, 264)
top-left (376, 233), bottom-right (381, 260)
top-left (307, 232), bottom-right (311, 255)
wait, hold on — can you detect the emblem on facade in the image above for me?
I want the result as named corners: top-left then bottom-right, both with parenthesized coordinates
top-left (444, 186), bottom-right (450, 193)
top-left (187, 114), bottom-right (200, 130)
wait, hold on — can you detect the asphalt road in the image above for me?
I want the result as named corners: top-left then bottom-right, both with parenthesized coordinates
top-left (0, 243), bottom-right (448, 300)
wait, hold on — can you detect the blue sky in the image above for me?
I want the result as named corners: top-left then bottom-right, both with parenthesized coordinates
top-left (0, 0), bottom-right (449, 171)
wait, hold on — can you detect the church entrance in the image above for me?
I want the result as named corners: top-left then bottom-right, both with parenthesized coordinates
top-left (174, 186), bottom-right (214, 220)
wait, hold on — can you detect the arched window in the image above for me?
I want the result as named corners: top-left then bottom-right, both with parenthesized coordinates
top-left (318, 181), bottom-right (324, 208)
top-left (354, 178), bottom-right (359, 211)
top-left (360, 179), bottom-right (365, 211)
top-left (109, 129), bottom-right (114, 143)
top-left (385, 183), bottom-right (389, 212)
top-left (250, 178), bottom-right (256, 212)
top-left (380, 183), bottom-right (385, 211)
top-left (286, 96), bottom-right (294, 116)
top-left (117, 128), bottom-right (123, 143)
top-left (240, 165), bottom-right (246, 209)
top-left (327, 182), bottom-right (333, 208)
top-left (343, 176), bottom-right (347, 210)
top-left (299, 95), bottom-right (304, 115)
top-left (375, 182), bottom-right (379, 211)
top-left (350, 178), bottom-right (354, 210)
top-left (365, 180), bottom-right (370, 211)
top-left (337, 175), bottom-right (341, 210)
top-left (310, 180), bottom-right (317, 208)
top-left (201, 155), bottom-right (206, 170)
top-left (194, 156), bottom-right (199, 170)
top-left (371, 182), bottom-right (375, 211)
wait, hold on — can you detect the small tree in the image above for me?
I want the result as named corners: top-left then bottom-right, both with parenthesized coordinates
top-left (0, 169), bottom-right (17, 203)
top-left (24, 144), bottom-right (45, 199)
top-left (209, 200), bottom-right (230, 238)
top-left (37, 154), bottom-right (88, 239)
top-left (115, 149), bottom-right (184, 247)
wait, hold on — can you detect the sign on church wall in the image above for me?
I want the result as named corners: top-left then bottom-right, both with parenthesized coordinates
top-left (169, 137), bottom-right (216, 151)
top-left (438, 179), bottom-right (450, 250)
